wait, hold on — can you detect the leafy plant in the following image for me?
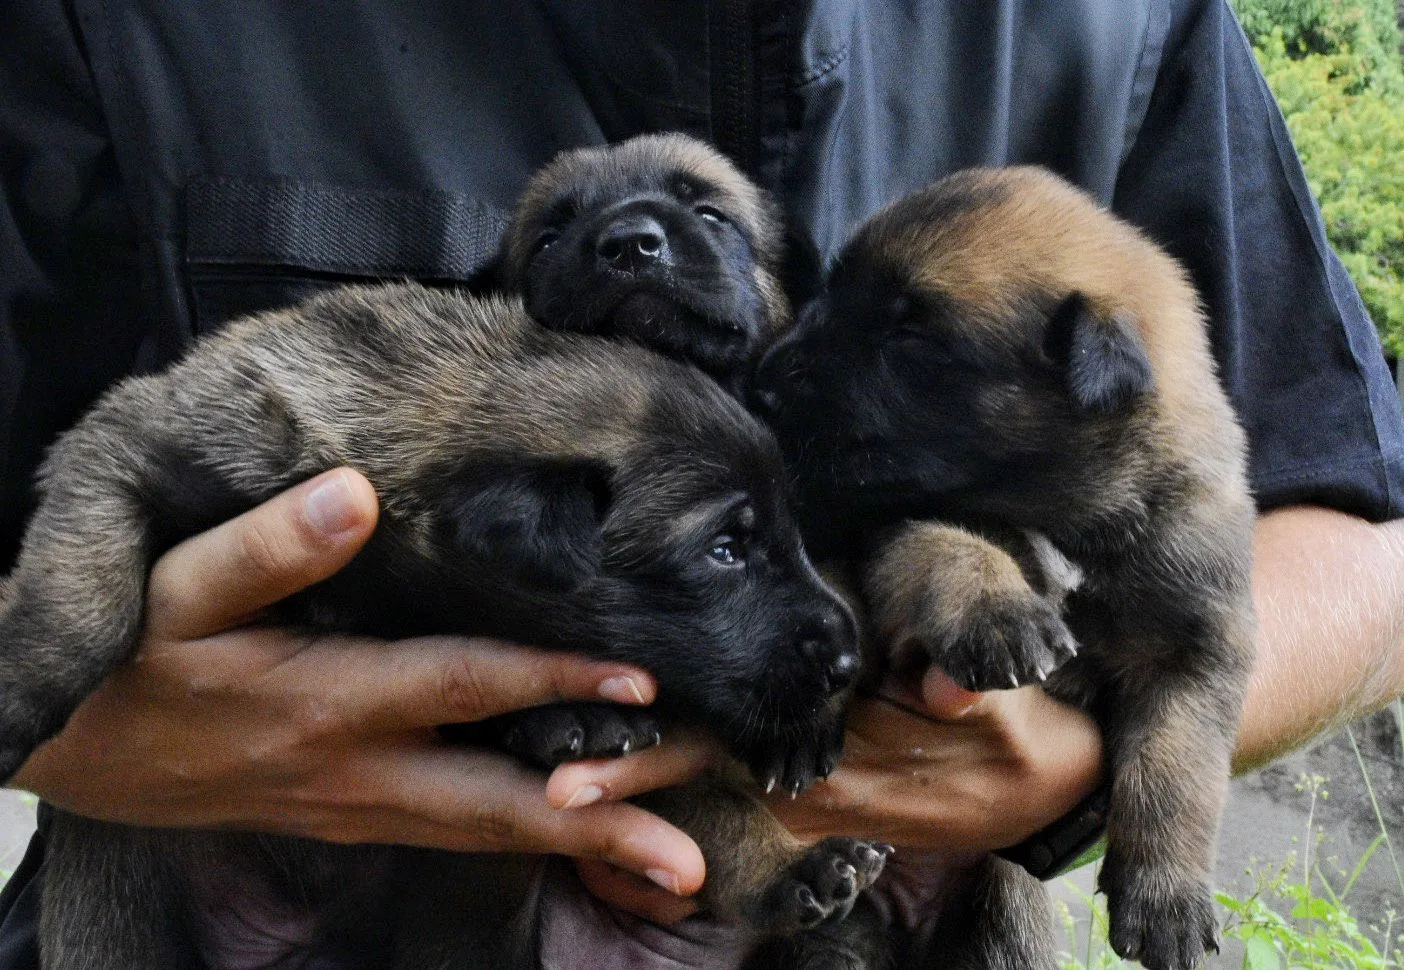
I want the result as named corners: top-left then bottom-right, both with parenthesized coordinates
top-left (1230, 0), bottom-right (1404, 356)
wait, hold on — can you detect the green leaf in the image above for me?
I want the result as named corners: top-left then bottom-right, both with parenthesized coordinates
top-left (1245, 936), bottom-right (1282, 970)
top-left (1289, 896), bottom-right (1336, 920)
top-left (1341, 835), bottom-right (1384, 898)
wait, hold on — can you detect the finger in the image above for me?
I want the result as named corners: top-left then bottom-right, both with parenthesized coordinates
top-left (353, 745), bottom-right (706, 894)
top-left (544, 731), bottom-right (719, 809)
top-left (574, 859), bottom-right (703, 924)
top-left (920, 667), bottom-right (983, 719)
top-left (146, 469), bottom-right (379, 641)
top-left (319, 637), bottom-right (657, 732)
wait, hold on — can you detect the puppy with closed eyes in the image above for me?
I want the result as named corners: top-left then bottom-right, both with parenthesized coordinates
top-left (753, 167), bottom-right (1255, 970)
top-left (500, 132), bottom-right (790, 390)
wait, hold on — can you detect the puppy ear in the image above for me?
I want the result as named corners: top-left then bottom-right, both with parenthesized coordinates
top-left (445, 459), bottom-right (611, 591)
top-left (1043, 292), bottom-right (1153, 413)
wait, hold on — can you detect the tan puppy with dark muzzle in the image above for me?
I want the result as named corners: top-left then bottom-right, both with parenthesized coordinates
top-left (753, 168), bottom-right (1255, 970)
top-left (0, 282), bottom-right (891, 969)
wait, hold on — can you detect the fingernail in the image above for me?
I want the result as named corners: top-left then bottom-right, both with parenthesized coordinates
top-left (646, 868), bottom-right (681, 895)
top-left (598, 676), bottom-right (646, 705)
top-left (561, 785), bottom-right (603, 810)
top-left (305, 473), bottom-right (361, 537)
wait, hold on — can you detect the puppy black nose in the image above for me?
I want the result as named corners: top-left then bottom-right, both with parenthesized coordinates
top-left (597, 214), bottom-right (668, 271)
top-left (798, 605), bottom-right (861, 696)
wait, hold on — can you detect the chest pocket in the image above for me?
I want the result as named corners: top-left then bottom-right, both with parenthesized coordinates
top-left (184, 177), bottom-right (511, 332)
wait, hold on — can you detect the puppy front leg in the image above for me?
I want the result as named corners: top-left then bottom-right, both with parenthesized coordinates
top-left (474, 702), bottom-right (663, 766)
top-left (865, 521), bottom-right (1081, 690)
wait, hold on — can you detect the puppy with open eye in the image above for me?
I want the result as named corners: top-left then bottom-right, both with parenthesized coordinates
top-left (0, 281), bottom-right (894, 969)
top-left (500, 133), bottom-right (790, 389)
top-left (753, 168), bottom-right (1255, 970)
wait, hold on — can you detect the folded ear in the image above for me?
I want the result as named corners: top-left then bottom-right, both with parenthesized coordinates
top-left (445, 458), bottom-right (611, 591)
top-left (1043, 292), bottom-right (1154, 413)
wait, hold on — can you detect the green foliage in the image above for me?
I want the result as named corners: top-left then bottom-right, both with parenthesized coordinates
top-left (1252, 32), bottom-right (1404, 355)
top-left (1229, 0), bottom-right (1404, 355)
top-left (1232, 0), bottom-right (1402, 83)
top-left (1058, 769), bottom-right (1404, 970)
top-left (1216, 853), bottom-right (1398, 969)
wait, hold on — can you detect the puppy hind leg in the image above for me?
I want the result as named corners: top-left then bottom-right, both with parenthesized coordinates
top-left (1096, 652), bottom-right (1246, 970)
top-left (745, 893), bottom-right (890, 970)
top-left (41, 813), bottom-right (197, 970)
top-left (635, 779), bottom-right (888, 935)
top-left (908, 855), bottom-right (1057, 970)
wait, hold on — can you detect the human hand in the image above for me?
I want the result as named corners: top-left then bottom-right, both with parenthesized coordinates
top-left (8, 468), bottom-right (704, 895)
top-left (563, 666), bottom-right (1102, 921)
top-left (770, 668), bottom-right (1103, 851)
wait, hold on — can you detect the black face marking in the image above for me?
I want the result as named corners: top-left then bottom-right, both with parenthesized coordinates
top-left (504, 138), bottom-right (784, 382)
top-left (752, 227), bottom-right (1157, 544)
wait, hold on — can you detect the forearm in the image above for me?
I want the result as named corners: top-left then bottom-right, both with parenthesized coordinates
top-left (1234, 505), bottom-right (1404, 772)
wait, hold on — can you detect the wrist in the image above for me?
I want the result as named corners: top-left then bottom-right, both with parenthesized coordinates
top-left (995, 785), bottom-right (1108, 879)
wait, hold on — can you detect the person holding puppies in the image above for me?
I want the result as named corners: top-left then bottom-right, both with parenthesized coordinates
top-left (3, 1), bottom-right (1403, 968)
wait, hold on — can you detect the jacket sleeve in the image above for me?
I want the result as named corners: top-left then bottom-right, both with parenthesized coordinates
top-left (0, 0), bottom-right (151, 570)
top-left (1112, 0), bottom-right (1404, 521)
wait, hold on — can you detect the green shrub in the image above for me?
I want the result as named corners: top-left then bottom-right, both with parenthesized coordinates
top-left (1228, 0), bottom-right (1404, 355)
top-left (1252, 30), bottom-right (1404, 355)
top-left (1232, 0), bottom-right (1403, 86)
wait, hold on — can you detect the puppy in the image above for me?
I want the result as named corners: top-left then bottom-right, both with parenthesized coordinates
top-left (498, 134), bottom-right (921, 969)
top-left (753, 167), bottom-right (1255, 970)
top-left (500, 133), bottom-right (790, 388)
top-left (0, 283), bottom-right (893, 969)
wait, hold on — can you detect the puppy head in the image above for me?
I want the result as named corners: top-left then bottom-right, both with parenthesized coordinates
top-left (595, 378), bottom-right (859, 770)
top-left (420, 362), bottom-right (858, 774)
top-left (502, 134), bottom-right (790, 381)
top-left (751, 168), bottom-right (1198, 542)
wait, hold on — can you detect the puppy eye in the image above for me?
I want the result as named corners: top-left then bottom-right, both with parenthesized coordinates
top-left (695, 205), bottom-right (728, 225)
top-left (531, 230), bottom-right (560, 256)
top-left (707, 535), bottom-right (746, 566)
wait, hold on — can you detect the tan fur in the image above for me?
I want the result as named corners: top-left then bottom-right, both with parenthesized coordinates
top-left (761, 166), bottom-right (1259, 970)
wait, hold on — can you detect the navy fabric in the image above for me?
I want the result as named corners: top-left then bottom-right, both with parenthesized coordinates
top-left (2, 0), bottom-right (1402, 963)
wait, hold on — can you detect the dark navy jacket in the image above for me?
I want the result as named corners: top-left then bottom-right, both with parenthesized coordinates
top-left (2, 0), bottom-right (1402, 964)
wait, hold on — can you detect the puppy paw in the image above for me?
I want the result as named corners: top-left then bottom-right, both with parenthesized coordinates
top-left (493, 702), bottom-right (661, 768)
top-left (1101, 862), bottom-right (1219, 970)
top-left (754, 838), bottom-right (891, 934)
top-left (923, 587), bottom-right (1079, 692)
top-left (745, 719), bottom-right (846, 798)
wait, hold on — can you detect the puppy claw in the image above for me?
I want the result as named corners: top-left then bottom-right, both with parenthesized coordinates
top-left (765, 776), bottom-right (777, 795)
